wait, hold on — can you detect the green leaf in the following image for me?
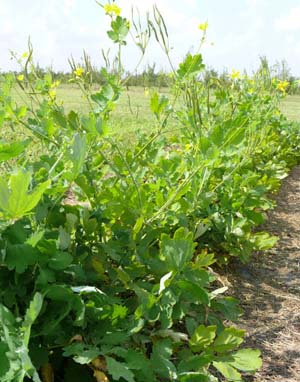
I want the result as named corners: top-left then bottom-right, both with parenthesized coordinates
top-left (194, 222), bottom-right (209, 240)
top-left (91, 85), bottom-right (114, 112)
top-left (45, 285), bottom-right (74, 301)
top-left (230, 349), bottom-right (262, 372)
top-left (111, 304), bottom-right (128, 321)
top-left (106, 357), bottom-right (135, 382)
top-left (177, 54), bottom-right (204, 79)
top-left (252, 232), bottom-right (278, 250)
top-left (150, 339), bottom-right (177, 380)
top-left (189, 325), bottom-right (216, 352)
top-left (213, 361), bottom-right (242, 381)
top-left (81, 114), bottom-right (106, 135)
top-left (177, 280), bottom-right (210, 305)
top-left (59, 226), bottom-right (71, 250)
top-left (69, 133), bottom-right (87, 178)
top-left (160, 228), bottom-right (195, 272)
top-left (22, 292), bottom-right (43, 346)
top-left (0, 110), bottom-right (5, 128)
top-left (155, 329), bottom-right (188, 343)
top-left (68, 110), bottom-right (79, 130)
top-left (48, 251), bottom-right (73, 270)
top-left (210, 125), bottom-right (224, 146)
top-left (213, 327), bottom-right (245, 353)
top-left (211, 297), bottom-right (243, 321)
top-left (178, 353), bottom-right (213, 372)
top-left (124, 349), bottom-right (150, 370)
top-left (0, 303), bottom-right (41, 382)
top-left (5, 244), bottom-right (38, 273)
top-left (0, 342), bottom-right (10, 377)
top-left (102, 331), bottom-right (129, 345)
top-left (39, 301), bottom-right (73, 335)
top-left (179, 373), bottom-right (210, 382)
top-left (107, 16), bottom-right (130, 44)
top-left (26, 229), bottom-right (45, 247)
top-left (0, 170), bottom-right (50, 220)
top-left (0, 140), bottom-right (29, 162)
top-left (0, 303), bottom-right (18, 352)
top-left (2, 219), bottom-right (29, 243)
top-left (63, 343), bottom-right (100, 365)
top-left (132, 216), bottom-right (144, 239)
top-left (150, 92), bottom-right (170, 120)
top-left (195, 253), bottom-right (216, 268)
top-left (223, 125), bottom-right (245, 147)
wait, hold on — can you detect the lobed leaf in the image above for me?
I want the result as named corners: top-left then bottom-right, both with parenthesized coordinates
top-left (189, 325), bottom-right (217, 352)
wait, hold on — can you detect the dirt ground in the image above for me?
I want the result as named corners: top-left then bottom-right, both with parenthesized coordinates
top-left (228, 166), bottom-right (300, 382)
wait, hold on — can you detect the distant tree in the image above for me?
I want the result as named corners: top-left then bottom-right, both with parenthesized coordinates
top-left (273, 59), bottom-right (291, 81)
top-left (203, 67), bottom-right (219, 87)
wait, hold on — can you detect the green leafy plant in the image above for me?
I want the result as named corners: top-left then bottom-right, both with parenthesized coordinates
top-left (0, 2), bottom-right (299, 382)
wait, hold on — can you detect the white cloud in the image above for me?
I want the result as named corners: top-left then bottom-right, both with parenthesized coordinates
top-left (275, 6), bottom-right (300, 31)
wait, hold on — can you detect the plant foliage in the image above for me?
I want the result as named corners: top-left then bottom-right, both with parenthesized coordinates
top-left (0, 3), bottom-right (299, 382)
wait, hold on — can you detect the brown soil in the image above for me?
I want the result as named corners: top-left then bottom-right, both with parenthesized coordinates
top-left (228, 166), bottom-right (300, 382)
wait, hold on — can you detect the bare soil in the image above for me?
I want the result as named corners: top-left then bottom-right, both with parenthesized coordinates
top-left (228, 166), bottom-right (300, 382)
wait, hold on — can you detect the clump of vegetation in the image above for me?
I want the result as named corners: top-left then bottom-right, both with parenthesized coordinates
top-left (0, 2), bottom-right (299, 382)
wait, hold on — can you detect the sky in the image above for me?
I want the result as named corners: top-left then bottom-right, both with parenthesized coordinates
top-left (1, 0), bottom-right (300, 76)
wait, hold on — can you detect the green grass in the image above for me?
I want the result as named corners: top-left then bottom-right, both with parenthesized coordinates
top-left (106, 86), bottom-right (160, 138)
top-left (56, 85), bottom-right (160, 138)
top-left (54, 86), bottom-right (300, 123)
top-left (57, 85), bottom-right (300, 125)
top-left (280, 95), bottom-right (300, 121)
top-left (4, 84), bottom-right (300, 173)
top-left (10, 85), bottom-right (300, 141)
top-left (11, 85), bottom-right (164, 141)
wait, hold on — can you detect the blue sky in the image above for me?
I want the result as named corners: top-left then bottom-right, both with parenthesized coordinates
top-left (1, 0), bottom-right (300, 76)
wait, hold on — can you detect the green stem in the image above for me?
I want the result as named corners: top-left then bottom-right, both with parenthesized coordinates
top-left (109, 139), bottom-right (143, 211)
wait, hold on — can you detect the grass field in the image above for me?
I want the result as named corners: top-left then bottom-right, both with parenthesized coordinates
top-left (58, 86), bottom-right (300, 122)
top-left (11, 85), bottom-right (300, 139)
top-left (280, 95), bottom-right (300, 121)
top-left (57, 85), bottom-right (300, 121)
top-left (11, 85), bottom-right (162, 140)
top-left (54, 86), bottom-right (300, 123)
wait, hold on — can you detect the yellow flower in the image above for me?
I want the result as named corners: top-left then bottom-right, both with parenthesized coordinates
top-left (49, 90), bottom-right (56, 100)
top-left (103, 3), bottom-right (121, 16)
top-left (21, 52), bottom-right (29, 59)
top-left (230, 69), bottom-right (241, 80)
top-left (198, 22), bottom-right (208, 31)
top-left (17, 74), bottom-right (24, 81)
top-left (51, 80), bottom-right (60, 88)
top-left (73, 67), bottom-right (84, 77)
top-left (276, 80), bottom-right (289, 92)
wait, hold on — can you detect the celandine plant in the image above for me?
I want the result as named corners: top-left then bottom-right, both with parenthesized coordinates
top-left (0, 2), bottom-right (299, 381)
